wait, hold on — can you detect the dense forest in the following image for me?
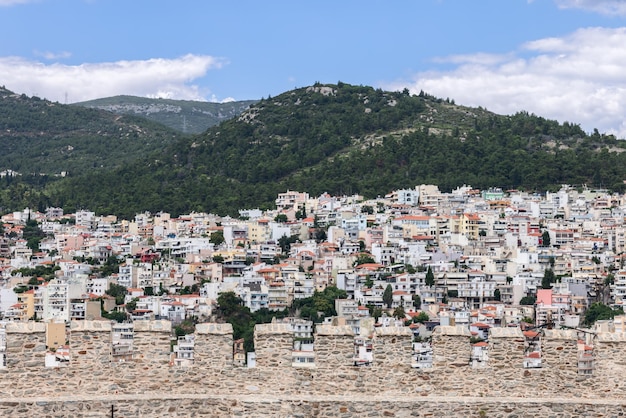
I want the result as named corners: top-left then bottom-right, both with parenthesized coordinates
top-left (0, 86), bottom-right (183, 176)
top-left (1, 82), bottom-right (625, 218)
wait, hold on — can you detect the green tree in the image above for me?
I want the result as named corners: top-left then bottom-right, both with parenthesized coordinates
top-left (393, 306), bottom-right (406, 319)
top-left (274, 214), bottom-right (288, 223)
top-left (383, 284), bottom-right (393, 308)
top-left (22, 219), bottom-right (45, 251)
top-left (425, 266), bottom-right (435, 287)
top-left (278, 234), bottom-right (299, 254)
top-left (105, 283), bottom-right (128, 305)
top-left (361, 205), bottom-right (374, 215)
top-left (174, 319), bottom-right (196, 337)
top-left (216, 292), bottom-right (256, 352)
top-left (209, 230), bottom-right (225, 246)
top-left (125, 297), bottom-right (138, 312)
top-left (364, 276), bottom-right (374, 288)
top-left (519, 296), bottom-right (536, 305)
top-left (292, 286), bottom-right (347, 322)
top-left (102, 310), bottom-right (127, 323)
top-left (368, 305), bottom-right (383, 321)
top-left (212, 254), bottom-right (224, 263)
top-left (295, 204), bottom-right (307, 220)
top-left (541, 231), bottom-right (551, 247)
top-left (354, 253), bottom-right (375, 266)
top-left (541, 268), bottom-right (555, 289)
top-left (98, 256), bottom-right (122, 277)
top-left (313, 228), bottom-right (327, 243)
top-left (414, 311), bottom-right (429, 323)
top-left (583, 302), bottom-right (624, 326)
top-left (493, 288), bottom-right (501, 301)
top-left (412, 295), bottom-right (421, 309)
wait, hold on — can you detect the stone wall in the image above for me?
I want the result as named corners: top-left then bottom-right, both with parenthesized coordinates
top-left (4, 322), bottom-right (46, 369)
top-left (131, 320), bottom-right (171, 366)
top-left (0, 395), bottom-right (624, 418)
top-left (314, 324), bottom-right (353, 369)
top-left (373, 326), bottom-right (413, 370)
top-left (194, 323), bottom-right (233, 368)
top-left (431, 325), bottom-right (471, 372)
top-left (541, 329), bottom-right (578, 378)
top-left (489, 327), bottom-right (524, 369)
top-left (2, 320), bottom-right (626, 416)
top-left (70, 320), bottom-right (112, 369)
top-left (253, 323), bottom-right (292, 369)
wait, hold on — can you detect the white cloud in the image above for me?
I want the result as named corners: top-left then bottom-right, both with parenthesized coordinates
top-left (0, 54), bottom-right (225, 103)
top-left (34, 50), bottom-right (72, 60)
top-left (555, 0), bottom-right (626, 16)
top-left (384, 27), bottom-right (626, 138)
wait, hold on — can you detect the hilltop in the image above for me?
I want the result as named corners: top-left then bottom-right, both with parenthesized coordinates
top-left (74, 95), bottom-right (257, 134)
top-left (1, 82), bottom-right (625, 217)
top-left (0, 86), bottom-right (183, 176)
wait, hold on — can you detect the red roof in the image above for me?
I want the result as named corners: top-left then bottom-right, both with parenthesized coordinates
top-left (355, 263), bottom-right (384, 270)
top-left (523, 331), bottom-right (539, 338)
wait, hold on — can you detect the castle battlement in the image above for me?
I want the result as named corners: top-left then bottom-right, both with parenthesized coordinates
top-left (0, 320), bottom-right (625, 417)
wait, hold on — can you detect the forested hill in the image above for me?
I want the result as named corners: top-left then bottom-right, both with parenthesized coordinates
top-left (0, 86), bottom-right (183, 175)
top-left (3, 82), bottom-right (626, 218)
top-left (73, 96), bottom-right (258, 134)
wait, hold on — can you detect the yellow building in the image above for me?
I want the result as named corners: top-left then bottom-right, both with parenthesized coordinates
top-left (16, 289), bottom-right (35, 321)
top-left (46, 321), bottom-right (66, 350)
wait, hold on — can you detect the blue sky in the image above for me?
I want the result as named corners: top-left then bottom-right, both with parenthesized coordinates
top-left (2, 0), bottom-right (626, 136)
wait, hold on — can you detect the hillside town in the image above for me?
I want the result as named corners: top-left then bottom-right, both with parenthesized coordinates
top-left (0, 184), bottom-right (625, 371)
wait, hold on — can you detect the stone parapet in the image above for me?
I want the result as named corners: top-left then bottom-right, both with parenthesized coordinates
top-left (541, 329), bottom-right (578, 374)
top-left (489, 327), bottom-right (524, 370)
top-left (315, 325), bottom-right (353, 336)
top-left (5, 322), bottom-right (46, 333)
top-left (4, 320), bottom-right (626, 405)
top-left (70, 320), bottom-right (112, 333)
top-left (133, 319), bottom-right (171, 333)
top-left (70, 320), bottom-right (113, 368)
top-left (254, 323), bottom-right (293, 368)
top-left (196, 323), bottom-right (233, 335)
top-left (597, 332), bottom-right (626, 342)
top-left (434, 325), bottom-right (472, 337)
top-left (314, 325), bottom-right (353, 369)
top-left (132, 320), bottom-right (172, 365)
top-left (373, 326), bottom-right (413, 369)
top-left (5, 321), bottom-right (46, 369)
top-left (489, 327), bottom-right (524, 339)
top-left (194, 323), bottom-right (233, 368)
top-left (432, 325), bottom-right (471, 370)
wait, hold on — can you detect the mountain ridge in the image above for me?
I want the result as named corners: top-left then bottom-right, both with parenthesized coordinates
top-left (1, 82), bottom-right (624, 218)
top-left (73, 95), bottom-right (258, 134)
top-left (0, 86), bottom-right (183, 176)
